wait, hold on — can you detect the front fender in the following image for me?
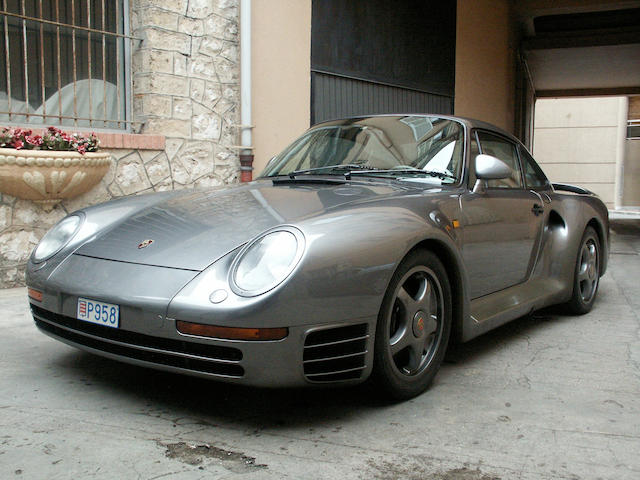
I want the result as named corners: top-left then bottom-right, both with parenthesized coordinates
top-left (167, 201), bottom-right (469, 333)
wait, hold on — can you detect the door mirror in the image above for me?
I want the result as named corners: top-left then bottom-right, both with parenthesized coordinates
top-left (475, 154), bottom-right (511, 180)
top-left (473, 154), bottom-right (512, 193)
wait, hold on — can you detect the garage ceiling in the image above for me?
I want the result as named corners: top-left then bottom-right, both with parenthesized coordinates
top-left (518, 1), bottom-right (640, 96)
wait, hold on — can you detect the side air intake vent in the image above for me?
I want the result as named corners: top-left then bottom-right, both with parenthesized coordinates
top-left (303, 324), bottom-right (369, 382)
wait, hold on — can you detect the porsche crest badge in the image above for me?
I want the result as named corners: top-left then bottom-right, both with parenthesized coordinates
top-left (137, 239), bottom-right (154, 249)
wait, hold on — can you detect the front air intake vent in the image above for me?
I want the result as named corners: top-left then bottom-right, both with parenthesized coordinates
top-left (303, 323), bottom-right (368, 382)
top-left (31, 305), bottom-right (244, 377)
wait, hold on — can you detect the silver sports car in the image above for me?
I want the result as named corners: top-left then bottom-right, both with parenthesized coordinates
top-left (26, 115), bottom-right (609, 399)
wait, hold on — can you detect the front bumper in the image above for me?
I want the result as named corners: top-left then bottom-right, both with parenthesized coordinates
top-left (30, 300), bottom-right (375, 388)
top-left (27, 253), bottom-right (377, 387)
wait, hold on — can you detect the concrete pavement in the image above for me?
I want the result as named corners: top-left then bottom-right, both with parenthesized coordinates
top-left (0, 220), bottom-right (638, 480)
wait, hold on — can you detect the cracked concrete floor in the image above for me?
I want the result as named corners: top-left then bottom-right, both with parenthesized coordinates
top-left (1, 220), bottom-right (639, 480)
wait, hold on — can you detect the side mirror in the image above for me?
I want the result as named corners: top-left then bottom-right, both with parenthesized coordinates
top-left (475, 154), bottom-right (511, 179)
top-left (473, 154), bottom-right (511, 193)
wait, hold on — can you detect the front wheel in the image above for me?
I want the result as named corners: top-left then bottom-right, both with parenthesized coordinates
top-left (565, 226), bottom-right (601, 314)
top-left (372, 250), bottom-right (452, 400)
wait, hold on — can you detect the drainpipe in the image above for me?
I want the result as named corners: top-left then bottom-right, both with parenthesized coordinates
top-left (239, 0), bottom-right (254, 182)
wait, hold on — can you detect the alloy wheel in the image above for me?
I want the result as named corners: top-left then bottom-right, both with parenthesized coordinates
top-left (387, 266), bottom-right (444, 377)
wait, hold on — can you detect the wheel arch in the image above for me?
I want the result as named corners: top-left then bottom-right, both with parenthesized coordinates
top-left (585, 217), bottom-right (608, 275)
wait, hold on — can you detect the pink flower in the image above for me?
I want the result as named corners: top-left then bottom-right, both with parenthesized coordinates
top-left (1, 125), bottom-right (99, 153)
top-left (26, 135), bottom-right (43, 146)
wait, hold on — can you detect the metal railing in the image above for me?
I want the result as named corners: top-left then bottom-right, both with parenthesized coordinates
top-left (0, 0), bottom-right (135, 129)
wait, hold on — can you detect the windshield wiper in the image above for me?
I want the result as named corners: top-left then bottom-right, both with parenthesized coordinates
top-left (348, 168), bottom-right (457, 181)
top-left (274, 164), bottom-right (457, 182)
top-left (285, 164), bottom-right (374, 178)
top-left (420, 170), bottom-right (457, 181)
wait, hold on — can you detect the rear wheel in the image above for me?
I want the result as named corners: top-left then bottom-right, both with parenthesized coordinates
top-left (372, 250), bottom-right (452, 400)
top-left (565, 226), bottom-right (600, 314)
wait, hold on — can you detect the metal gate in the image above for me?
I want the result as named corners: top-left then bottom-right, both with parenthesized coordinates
top-left (311, 71), bottom-right (453, 124)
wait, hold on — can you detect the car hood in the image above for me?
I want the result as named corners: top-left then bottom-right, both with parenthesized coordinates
top-left (75, 179), bottom-right (441, 271)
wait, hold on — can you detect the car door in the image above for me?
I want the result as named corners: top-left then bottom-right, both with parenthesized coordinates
top-left (460, 131), bottom-right (545, 299)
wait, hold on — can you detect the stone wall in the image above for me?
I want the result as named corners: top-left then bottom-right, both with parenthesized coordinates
top-left (0, 0), bottom-right (240, 288)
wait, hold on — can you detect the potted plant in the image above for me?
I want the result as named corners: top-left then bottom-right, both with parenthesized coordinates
top-left (0, 126), bottom-right (111, 209)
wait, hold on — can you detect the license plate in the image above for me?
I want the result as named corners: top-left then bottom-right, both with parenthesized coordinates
top-left (77, 298), bottom-right (120, 328)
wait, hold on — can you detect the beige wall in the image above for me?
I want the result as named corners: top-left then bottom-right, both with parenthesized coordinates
top-left (623, 140), bottom-right (640, 207)
top-left (533, 97), bottom-right (628, 208)
top-left (629, 96), bottom-right (640, 119)
top-left (454, 0), bottom-right (516, 134)
top-left (626, 97), bottom-right (640, 206)
top-left (251, 0), bottom-right (311, 175)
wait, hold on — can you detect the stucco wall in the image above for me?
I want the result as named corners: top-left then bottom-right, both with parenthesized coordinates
top-left (0, 0), bottom-right (240, 288)
top-left (454, 0), bottom-right (516, 134)
top-left (251, 0), bottom-right (311, 175)
top-left (533, 97), bottom-right (627, 208)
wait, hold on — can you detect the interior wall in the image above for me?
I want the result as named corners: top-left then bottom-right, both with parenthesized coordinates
top-left (454, 0), bottom-right (517, 134)
top-left (533, 97), bottom-right (627, 208)
top-left (252, 0), bottom-right (311, 175)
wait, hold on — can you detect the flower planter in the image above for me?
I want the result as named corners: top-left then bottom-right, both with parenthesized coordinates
top-left (0, 148), bottom-right (111, 209)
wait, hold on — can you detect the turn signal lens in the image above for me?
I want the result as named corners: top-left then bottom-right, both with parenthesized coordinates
top-left (28, 288), bottom-right (43, 302)
top-left (176, 320), bottom-right (288, 341)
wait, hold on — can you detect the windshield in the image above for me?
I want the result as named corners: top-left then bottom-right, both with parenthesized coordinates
top-left (261, 116), bottom-right (465, 184)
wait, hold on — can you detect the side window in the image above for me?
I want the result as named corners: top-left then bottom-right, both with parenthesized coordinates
top-left (476, 132), bottom-right (522, 188)
top-left (519, 146), bottom-right (550, 189)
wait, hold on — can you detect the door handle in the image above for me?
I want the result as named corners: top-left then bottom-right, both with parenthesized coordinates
top-left (531, 204), bottom-right (544, 216)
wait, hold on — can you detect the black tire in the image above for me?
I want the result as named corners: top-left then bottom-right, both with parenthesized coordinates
top-left (565, 226), bottom-right (601, 315)
top-left (372, 250), bottom-right (452, 400)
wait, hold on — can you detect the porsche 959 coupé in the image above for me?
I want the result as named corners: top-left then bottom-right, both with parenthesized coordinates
top-left (26, 115), bottom-right (609, 399)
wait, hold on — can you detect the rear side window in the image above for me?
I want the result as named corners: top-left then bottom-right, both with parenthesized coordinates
top-left (519, 146), bottom-right (550, 189)
top-left (476, 132), bottom-right (522, 188)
